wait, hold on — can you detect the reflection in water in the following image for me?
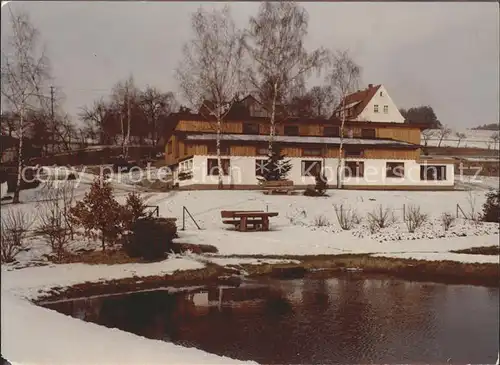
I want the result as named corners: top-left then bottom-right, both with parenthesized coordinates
top-left (44, 277), bottom-right (499, 364)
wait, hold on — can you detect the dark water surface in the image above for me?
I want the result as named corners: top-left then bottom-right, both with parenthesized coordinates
top-left (44, 277), bottom-right (499, 364)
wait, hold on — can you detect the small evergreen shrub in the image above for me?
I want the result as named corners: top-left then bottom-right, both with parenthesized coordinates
top-left (481, 189), bottom-right (499, 223)
top-left (314, 171), bottom-right (328, 196)
top-left (69, 177), bottom-right (125, 251)
top-left (123, 217), bottom-right (177, 261)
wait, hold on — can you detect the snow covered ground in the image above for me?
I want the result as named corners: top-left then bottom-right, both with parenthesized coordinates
top-left (1, 256), bottom-right (258, 365)
top-left (424, 128), bottom-right (499, 150)
top-left (1, 175), bottom-right (499, 364)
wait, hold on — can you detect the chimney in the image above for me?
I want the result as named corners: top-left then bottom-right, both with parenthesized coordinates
top-left (368, 84), bottom-right (373, 88)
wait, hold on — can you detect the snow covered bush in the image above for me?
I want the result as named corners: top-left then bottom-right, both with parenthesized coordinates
top-left (1, 209), bottom-right (34, 263)
top-left (69, 177), bottom-right (126, 251)
top-left (334, 204), bottom-right (360, 230)
top-left (313, 214), bottom-right (330, 227)
top-left (440, 212), bottom-right (456, 231)
top-left (122, 217), bottom-right (177, 261)
top-left (37, 197), bottom-right (72, 261)
top-left (481, 189), bottom-right (499, 223)
top-left (404, 204), bottom-right (428, 233)
top-left (286, 207), bottom-right (307, 225)
top-left (367, 205), bottom-right (397, 233)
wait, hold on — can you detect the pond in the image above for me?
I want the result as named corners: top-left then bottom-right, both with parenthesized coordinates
top-left (43, 276), bottom-right (499, 364)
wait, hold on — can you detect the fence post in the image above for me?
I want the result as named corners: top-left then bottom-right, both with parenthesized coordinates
top-left (266, 204), bottom-right (268, 212)
top-left (456, 204), bottom-right (459, 219)
top-left (182, 206), bottom-right (186, 231)
top-left (403, 204), bottom-right (406, 221)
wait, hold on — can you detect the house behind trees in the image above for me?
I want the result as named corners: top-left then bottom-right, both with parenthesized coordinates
top-left (163, 85), bottom-right (456, 190)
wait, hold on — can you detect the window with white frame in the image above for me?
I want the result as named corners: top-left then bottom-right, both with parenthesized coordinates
top-left (301, 160), bottom-right (322, 177)
top-left (374, 104), bottom-right (379, 113)
top-left (383, 105), bottom-right (388, 114)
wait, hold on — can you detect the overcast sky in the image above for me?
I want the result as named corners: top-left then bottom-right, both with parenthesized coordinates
top-left (1, 1), bottom-right (498, 129)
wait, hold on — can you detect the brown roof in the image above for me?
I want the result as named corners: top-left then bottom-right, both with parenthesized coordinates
top-left (332, 84), bottom-right (381, 119)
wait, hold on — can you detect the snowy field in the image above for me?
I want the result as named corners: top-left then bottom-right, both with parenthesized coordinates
top-left (1, 173), bottom-right (499, 365)
top-left (424, 129), bottom-right (499, 149)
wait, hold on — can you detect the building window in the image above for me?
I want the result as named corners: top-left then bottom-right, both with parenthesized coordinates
top-left (420, 165), bottom-right (447, 181)
top-left (374, 104), bottom-right (379, 113)
top-left (386, 162), bottom-right (405, 178)
top-left (255, 159), bottom-right (266, 176)
top-left (383, 105), bottom-right (388, 114)
top-left (301, 160), bottom-right (322, 177)
top-left (380, 91), bottom-right (383, 97)
top-left (207, 143), bottom-right (229, 155)
top-left (167, 141), bottom-right (172, 154)
top-left (207, 158), bottom-right (230, 176)
top-left (345, 161), bottom-right (364, 178)
top-left (324, 126), bottom-right (340, 137)
top-left (303, 148), bottom-right (322, 157)
top-left (243, 122), bottom-right (259, 134)
top-left (345, 147), bottom-right (364, 158)
top-left (284, 125), bottom-right (299, 136)
top-left (361, 128), bottom-right (376, 138)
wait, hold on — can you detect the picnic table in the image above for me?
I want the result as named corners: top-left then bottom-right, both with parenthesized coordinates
top-left (221, 210), bottom-right (279, 232)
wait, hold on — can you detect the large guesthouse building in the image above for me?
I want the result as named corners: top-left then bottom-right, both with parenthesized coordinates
top-left (164, 84), bottom-right (455, 190)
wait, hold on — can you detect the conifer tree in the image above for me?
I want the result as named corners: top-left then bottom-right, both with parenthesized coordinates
top-left (258, 145), bottom-right (292, 182)
top-left (69, 177), bottom-right (124, 251)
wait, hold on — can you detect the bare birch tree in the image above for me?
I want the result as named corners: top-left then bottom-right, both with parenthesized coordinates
top-left (111, 75), bottom-right (137, 157)
top-left (421, 128), bottom-right (436, 147)
top-left (176, 5), bottom-right (243, 189)
top-left (326, 50), bottom-right (361, 189)
top-left (490, 132), bottom-right (499, 150)
top-left (242, 2), bottom-right (327, 155)
top-left (455, 132), bottom-right (466, 147)
top-left (436, 124), bottom-right (452, 147)
top-left (1, 9), bottom-right (51, 203)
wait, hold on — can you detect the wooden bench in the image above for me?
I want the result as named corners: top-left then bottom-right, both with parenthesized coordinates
top-left (261, 180), bottom-right (294, 195)
top-left (221, 210), bottom-right (278, 231)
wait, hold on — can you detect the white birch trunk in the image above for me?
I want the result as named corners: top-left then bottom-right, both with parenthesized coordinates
top-left (268, 82), bottom-right (278, 156)
top-left (125, 94), bottom-right (131, 158)
top-left (13, 107), bottom-right (24, 204)
top-left (120, 112), bottom-right (125, 156)
top-left (336, 96), bottom-right (346, 189)
top-left (216, 117), bottom-right (223, 189)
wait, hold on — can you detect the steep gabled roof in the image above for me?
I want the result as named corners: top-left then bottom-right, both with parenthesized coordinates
top-left (332, 84), bottom-right (381, 119)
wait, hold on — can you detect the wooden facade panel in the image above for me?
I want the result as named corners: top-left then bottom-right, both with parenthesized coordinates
top-left (281, 147), bottom-right (302, 157)
top-left (231, 145), bottom-right (256, 156)
top-left (364, 149), bottom-right (420, 160)
top-left (377, 127), bottom-right (421, 144)
top-left (186, 143), bottom-right (208, 156)
top-left (325, 148), bottom-right (341, 158)
top-left (164, 135), bottom-right (178, 166)
top-left (177, 120), bottom-right (242, 134)
top-left (299, 124), bottom-right (322, 136)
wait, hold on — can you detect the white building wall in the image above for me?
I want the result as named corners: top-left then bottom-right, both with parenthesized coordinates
top-left (174, 155), bottom-right (455, 188)
top-left (342, 159), bottom-right (454, 187)
top-left (356, 85), bottom-right (405, 124)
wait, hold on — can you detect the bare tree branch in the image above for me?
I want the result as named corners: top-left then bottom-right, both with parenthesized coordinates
top-left (242, 2), bottom-right (328, 154)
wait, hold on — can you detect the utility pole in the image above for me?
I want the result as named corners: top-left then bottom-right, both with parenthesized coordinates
top-left (50, 85), bottom-right (55, 154)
